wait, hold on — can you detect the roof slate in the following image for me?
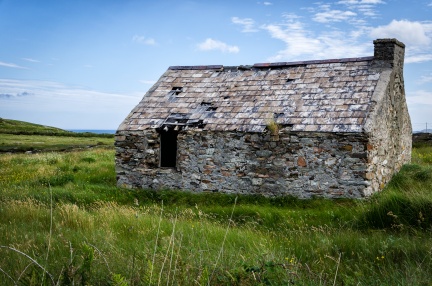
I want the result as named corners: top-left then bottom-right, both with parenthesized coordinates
top-left (121, 57), bottom-right (381, 133)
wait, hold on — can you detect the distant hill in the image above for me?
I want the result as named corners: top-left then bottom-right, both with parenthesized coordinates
top-left (0, 118), bottom-right (72, 135)
top-left (0, 118), bottom-right (113, 137)
top-left (413, 129), bottom-right (432, 134)
top-left (413, 132), bottom-right (432, 147)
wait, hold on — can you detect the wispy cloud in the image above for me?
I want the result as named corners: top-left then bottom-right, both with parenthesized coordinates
top-left (0, 61), bottom-right (28, 69)
top-left (313, 9), bottom-right (357, 23)
top-left (417, 74), bottom-right (432, 84)
top-left (0, 79), bottom-right (141, 128)
top-left (0, 79), bottom-right (136, 104)
top-left (22, 58), bottom-right (40, 63)
top-left (232, 17), bottom-right (259, 33)
top-left (197, 38), bottom-right (239, 53)
top-left (337, 0), bottom-right (384, 18)
top-left (0, 91), bottom-right (33, 98)
top-left (257, 2), bottom-right (432, 65)
top-left (338, 0), bottom-right (385, 5)
top-left (406, 90), bottom-right (432, 105)
top-left (261, 16), bottom-right (369, 62)
top-left (263, 2), bottom-right (273, 5)
top-left (406, 54), bottom-right (432, 64)
top-left (132, 35), bottom-right (157, 45)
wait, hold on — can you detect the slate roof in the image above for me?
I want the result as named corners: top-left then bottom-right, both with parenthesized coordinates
top-left (120, 56), bottom-right (381, 133)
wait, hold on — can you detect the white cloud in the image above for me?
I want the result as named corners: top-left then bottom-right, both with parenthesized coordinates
top-left (0, 79), bottom-right (141, 129)
top-left (406, 90), bottom-right (432, 130)
top-left (370, 20), bottom-right (431, 46)
top-left (0, 79), bottom-right (135, 104)
top-left (405, 54), bottom-right (432, 64)
top-left (337, 0), bottom-right (384, 18)
top-left (362, 0), bottom-right (384, 3)
top-left (357, 4), bottom-right (378, 17)
top-left (0, 61), bottom-right (28, 69)
top-left (349, 26), bottom-right (369, 39)
top-left (406, 90), bottom-right (432, 105)
top-left (417, 74), bottom-right (432, 84)
top-left (261, 19), bottom-right (370, 61)
top-left (232, 17), bottom-right (259, 32)
top-left (132, 35), bottom-right (156, 45)
top-left (257, 1), bottom-right (273, 5)
top-left (22, 58), bottom-right (40, 63)
top-left (313, 10), bottom-right (357, 23)
top-left (0, 91), bottom-right (33, 98)
top-left (197, 38), bottom-right (240, 53)
top-left (338, 0), bottom-right (384, 4)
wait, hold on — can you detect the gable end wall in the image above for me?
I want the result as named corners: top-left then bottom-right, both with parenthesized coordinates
top-left (363, 74), bottom-right (412, 195)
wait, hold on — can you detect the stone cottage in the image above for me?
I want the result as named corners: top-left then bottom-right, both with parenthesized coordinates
top-left (115, 38), bottom-right (411, 198)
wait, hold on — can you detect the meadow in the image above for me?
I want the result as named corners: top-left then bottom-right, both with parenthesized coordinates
top-left (0, 131), bottom-right (432, 285)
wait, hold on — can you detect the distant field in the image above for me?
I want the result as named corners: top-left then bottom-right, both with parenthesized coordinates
top-left (0, 118), bottom-right (113, 137)
top-left (0, 118), bottom-right (114, 152)
top-left (0, 133), bottom-right (114, 152)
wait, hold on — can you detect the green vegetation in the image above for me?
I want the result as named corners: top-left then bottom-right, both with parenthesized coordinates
top-left (0, 133), bottom-right (114, 153)
top-left (0, 118), bottom-right (114, 153)
top-left (0, 118), bottom-right (113, 137)
top-left (0, 130), bottom-right (432, 284)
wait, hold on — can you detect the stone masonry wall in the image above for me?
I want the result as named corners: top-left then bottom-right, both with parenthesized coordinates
top-left (115, 129), bottom-right (371, 198)
top-left (363, 39), bottom-right (412, 195)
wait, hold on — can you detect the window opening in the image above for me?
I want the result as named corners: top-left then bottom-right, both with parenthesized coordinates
top-left (286, 78), bottom-right (295, 84)
top-left (160, 130), bottom-right (178, 168)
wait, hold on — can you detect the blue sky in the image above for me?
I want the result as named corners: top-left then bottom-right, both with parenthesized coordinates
top-left (1, 0), bottom-right (431, 130)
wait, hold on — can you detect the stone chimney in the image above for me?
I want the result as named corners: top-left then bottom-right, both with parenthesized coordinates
top-left (373, 38), bottom-right (405, 69)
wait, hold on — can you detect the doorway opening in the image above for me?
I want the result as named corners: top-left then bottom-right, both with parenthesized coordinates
top-left (160, 130), bottom-right (178, 168)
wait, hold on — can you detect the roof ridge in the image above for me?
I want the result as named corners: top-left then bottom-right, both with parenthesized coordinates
top-left (168, 56), bottom-right (374, 70)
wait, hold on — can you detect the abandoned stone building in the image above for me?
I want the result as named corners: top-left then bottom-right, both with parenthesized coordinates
top-left (115, 38), bottom-right (412, 198)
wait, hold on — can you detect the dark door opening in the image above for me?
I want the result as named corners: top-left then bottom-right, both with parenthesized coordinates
top-left (160, 130), bottom-right (178, 168)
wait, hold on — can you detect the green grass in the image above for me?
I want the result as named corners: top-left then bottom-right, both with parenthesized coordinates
top-left (0, 134), bottom-right (114, 153)
top-left (1, 145), bottom-right (432, 285)
top-left (0, 118), bottom-right (114, 153)
top-left (0, 117), bottom-right (70, 135)
top-left (0, 117), bottom-right (113, 137)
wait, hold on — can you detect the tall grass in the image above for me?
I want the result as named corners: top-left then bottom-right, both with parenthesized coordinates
top-left (0, 148), bottom-right (432, 285)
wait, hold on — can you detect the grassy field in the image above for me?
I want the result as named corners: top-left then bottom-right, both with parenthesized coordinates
top-left (0, 133), bottom-right (114, 153)
top-left (0, 118), bottom-right (113, 137)
top-left (0, 118), bottom-right (71, 135)
top-left (0, 130), bottom-right (432, 284)
top-left (0, 118), bottom-right (114, 153)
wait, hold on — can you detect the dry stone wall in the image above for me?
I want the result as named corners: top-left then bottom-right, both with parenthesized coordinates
top-left (115, 129), bottom-right (372, 198)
